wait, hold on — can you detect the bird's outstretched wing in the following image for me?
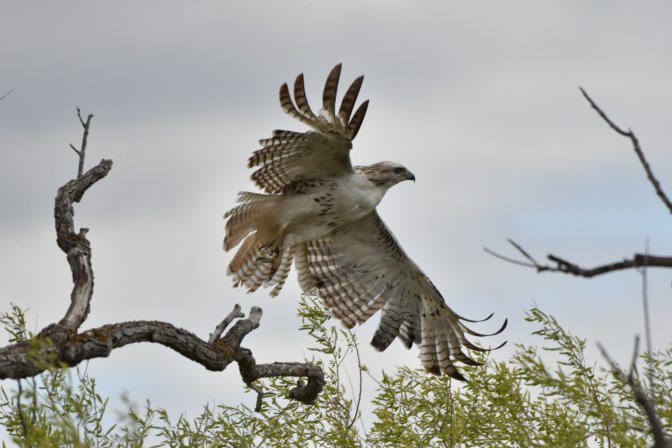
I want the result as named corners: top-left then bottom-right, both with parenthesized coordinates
top-left (295, 211), bottom-right (507, 381)
top-left (248, 63), bottom-right (370, 194)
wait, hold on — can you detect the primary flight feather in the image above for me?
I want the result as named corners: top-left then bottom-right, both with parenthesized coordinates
top-left (224, 64), bottom-right (506, 380)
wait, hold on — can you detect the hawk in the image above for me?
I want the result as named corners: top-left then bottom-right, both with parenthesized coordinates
top-left (224, 64), bottom-right (506, 380)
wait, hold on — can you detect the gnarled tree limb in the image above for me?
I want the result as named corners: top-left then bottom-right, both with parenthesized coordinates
top-left (55, 158), bottom-right (111, 330)
top-left (0, 109), bottom-right (324, 407)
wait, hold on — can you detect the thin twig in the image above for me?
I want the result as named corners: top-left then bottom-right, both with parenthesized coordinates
top-left (628, 336), bottom-right (641, 378)
top-left (580, 87), bottom-right (672, 214)
top-left (209, 304), bottom-right (244, 344)
top-left (247, 382), bottom-right (264, 412)
top-left (0, 90), bottom-right (13, 101)
top-left (638, 238), bottom-right (654, 387)
top-left (507, 238), bottom-right (542, 267)
top-left (69, 108), bottom-right (93, 178)
top-left (344, 329), bottom-right (363, 432)
top-left (76, 108), bottom-right (88, 127)
top-left (16, 379), bottom-right (29, 443)
top-left (486, 240), bottom-right (672, 278)
top-left (483, 246), bottom-right (538, 270)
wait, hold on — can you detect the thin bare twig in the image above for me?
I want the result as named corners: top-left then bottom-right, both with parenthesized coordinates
top-left (345, 329), bottom-right (363, 432)
top-left (69, 108), bottom-right (93, 178)
top-left (638, 238), bottom-right (654, 386)
top-left (16, 380), bottom-right (29, 444)
top-left (485, 239), bottom-right (554, 271)
top-left (0, 90), bottom-right (13, 101)
top-left (580, 87), bottom-right (672, 214)
top-left (247, 382), bottom-right (265, 412)
top-left (486, 240), bottom-right (672, 278)
top-left (507, 239), bottom-right (542, 267)
top-left (483, 246), bottom-right (538, 270)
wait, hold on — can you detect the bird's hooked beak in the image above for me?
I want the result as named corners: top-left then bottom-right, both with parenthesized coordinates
top-left (407, 171), bottom-right (416, 182)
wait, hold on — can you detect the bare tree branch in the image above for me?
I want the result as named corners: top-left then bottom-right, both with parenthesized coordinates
top-left (487, 90), bottom-right (672, 445)
top-left (488, 91), bottom-right (672, 280)
top-left (2, 314), bottom-right (251, 379)
top-left (241, 361), bottom-right (325, 405)
top-left (209, 303), bottom-right (244, 344)
top-left (640, 238), bottom-right (654, 385)
top-left (485, 240), bottom-right (672, 278)
top-left (0, 111), bottom-right (324, 407)
top-left (0, 310), bottom-right (324, 405)
top-left (580, 87), bottom-right (672, 214)
top-left (598, 339), bottom-right (672, 448)
top-left (69, 107), bottom-right (93, 178)
top-left (345, 329), bottom-right (363, 432)
top-left (0, 90), bottom-right (13, 101)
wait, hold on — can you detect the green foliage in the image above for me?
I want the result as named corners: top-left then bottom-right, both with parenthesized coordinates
top-left (0, 304), bottom-right (32, 344)
top-left (1, 299), bottom-right (671, 447)
top-left (0, 306), bottom-right (151, 447)
top-left (132, 295), bottom-right (365, 447)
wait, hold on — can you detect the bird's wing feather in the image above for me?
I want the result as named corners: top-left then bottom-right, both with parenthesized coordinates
top-left (248, 64), bottom-right (369, 194)
top-left (297, 211), bottom-right (506, 380)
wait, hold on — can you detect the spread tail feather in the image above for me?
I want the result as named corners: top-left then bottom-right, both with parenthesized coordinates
top-left (223, 192), bottom-right (276, 251)
top-left (227, 232), bottom-right (295, 296)
top-left (228, 233), bottom-right (275, 293)
top-left (225, 192), bottom-right (296, 295)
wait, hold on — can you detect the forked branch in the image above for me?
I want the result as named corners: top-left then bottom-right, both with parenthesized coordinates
top-left (0, 109), bottom-right (324, 407)
top-left (485, 240), bottom-right (672, 278)
top-left (69, 107), bottom-right (93, 178)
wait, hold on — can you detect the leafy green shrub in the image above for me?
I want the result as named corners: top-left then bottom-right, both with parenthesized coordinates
top-left (1, 297), bottom-right (670, 447)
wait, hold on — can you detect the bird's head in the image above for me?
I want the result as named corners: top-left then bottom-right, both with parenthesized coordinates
top-left (355, 161), bottom-right (415, 189)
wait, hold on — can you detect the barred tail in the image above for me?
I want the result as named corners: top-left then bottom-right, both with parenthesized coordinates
top-left (224, 192), bottom-right (294, 295)
top-left (223, 192), bottom-right (277, 251)
top-left (228, 233), bottom-right (272, 292)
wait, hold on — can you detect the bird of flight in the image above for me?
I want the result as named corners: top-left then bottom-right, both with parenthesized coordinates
top-left (224, 64), bottom-right (505, 380)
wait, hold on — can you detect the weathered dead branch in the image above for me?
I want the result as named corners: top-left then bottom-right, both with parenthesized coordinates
top-left (0, 109), bottom-right (324, 407)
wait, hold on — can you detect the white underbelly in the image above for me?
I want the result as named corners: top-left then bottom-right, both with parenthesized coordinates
top-left (281, 175), bottom-right (383, 242)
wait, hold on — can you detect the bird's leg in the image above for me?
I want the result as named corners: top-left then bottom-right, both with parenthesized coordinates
top-left (257, 239), bottom-right (280, 263)
top-left (258, 239), bottom-right (284, 278)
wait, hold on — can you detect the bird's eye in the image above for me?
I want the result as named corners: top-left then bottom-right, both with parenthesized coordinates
top-left (393, 167), bottom-right (404, 174)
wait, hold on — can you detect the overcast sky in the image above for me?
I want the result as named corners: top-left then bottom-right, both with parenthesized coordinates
top-left (2, 0), bottom-right (672, 436)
